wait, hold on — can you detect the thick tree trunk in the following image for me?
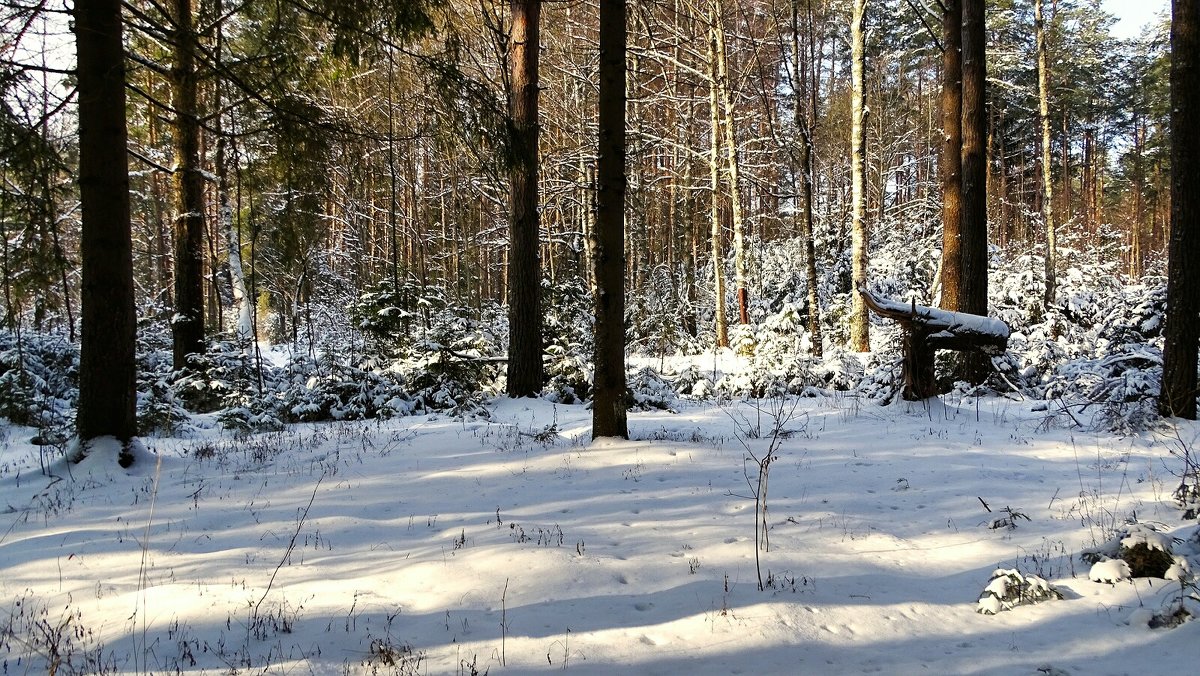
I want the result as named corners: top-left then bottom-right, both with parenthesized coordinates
top-left (592, 0), bottom-right (628, 439)
top-left (939, 0), bottom-right (963, 312)
top-left (959, 0), bottom-right (990, 383)
top-left (506, 0), bottom-right (545, 397)
top-left (171, 0), bottom-right (206, 370)
top-left (849, 0), bottom-right (869, 352)
top-left (74, 0), bottom-right (137, 448)
top-left (1160, 0), bottom-right (1199, 419)
top-left (1035, 0), bottom-right (1057, 311)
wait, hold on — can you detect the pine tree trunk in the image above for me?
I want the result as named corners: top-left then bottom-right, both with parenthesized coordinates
top-left (959, 0), bottom-right (990, 383)
top-left (1036, 0), bottom-right (1057, 311)
top-left (507, 0), bottom-right (545, 397)
top-left (75, 0), bottom-right (137, 447)
top-left (939, 0), bottom-right (963, 312)
top-left (171, 0), bottom-right (206, 370)
top-left (592, 0), bottom-right (628, 439)
top-left (1160, 0), bottom-right (1199, 419)
top-left (849, 0), bottom-right (870, 352)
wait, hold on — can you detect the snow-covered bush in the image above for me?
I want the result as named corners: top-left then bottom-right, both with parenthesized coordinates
top-left (0, 331), bottom-right (76, 431)
top-left (349, 278), bottom-right (418, 359)
top-left (673, 364), bottom-right (714, 399)
top-left (976, 568), bottom-right (1062, 614)
top-left (628, 366), bottom-right (677, 411)
top-left (1083, 522), bottom-right (1182, 579)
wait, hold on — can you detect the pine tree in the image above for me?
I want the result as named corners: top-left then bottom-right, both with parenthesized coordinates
top-left (170, 0), bottom-right (206, 370)
top-left (1160, 0), bottom-right (1199, 419)
top-left (74, 0), bottom-right (138, 450)
top-left (959, 0), bottom-right (989, 383)
top-left (506, 0), bottom-right (545, 397)
top-left (593, 0), bottom-right (629, 439)
top-left (939, 0), bottom-right (963, 312)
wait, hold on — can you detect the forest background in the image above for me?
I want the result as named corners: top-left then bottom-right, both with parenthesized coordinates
top-left (0, 0), bottom-right (1193, 444)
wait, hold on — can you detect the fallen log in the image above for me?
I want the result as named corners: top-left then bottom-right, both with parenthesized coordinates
top-left (858, 285), bottom-right (1011, 400)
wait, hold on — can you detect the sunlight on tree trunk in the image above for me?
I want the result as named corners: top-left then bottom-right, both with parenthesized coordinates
top-left (849, 0), bottom-right (869, 352)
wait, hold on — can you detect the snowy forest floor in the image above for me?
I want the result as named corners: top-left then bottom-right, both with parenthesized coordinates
top-left (2, 387), bottom-right (1198, 674)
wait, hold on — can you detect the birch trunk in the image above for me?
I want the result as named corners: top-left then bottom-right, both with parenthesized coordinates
top-left (1036, 0), bottom-right (1057, 310)
top-left (712, 0), bottom-right (749, 325)
top-left (707, 28), bottom-right (729, 349)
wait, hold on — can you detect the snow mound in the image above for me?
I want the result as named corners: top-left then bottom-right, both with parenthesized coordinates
top-left (1089, 558), bottom-right (1132, 584)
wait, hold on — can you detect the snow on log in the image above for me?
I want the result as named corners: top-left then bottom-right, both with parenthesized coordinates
top-left (857, 286), bottom-right (1010, 355)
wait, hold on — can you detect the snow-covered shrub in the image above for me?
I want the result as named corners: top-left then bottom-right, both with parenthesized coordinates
top-left (276, 352), bottom-right (410, 422)
top-left (1083, 522), bottom-right (1180, 579)
top-left (217, 397), bottom-right (286, 433)
top-left (976, 568), bottom-right (1062, 614)
top-left (627, 266), bottom-right (702, 357)
top-left (544, 278), bottom-right (594, 362)
top-left (811, 347), bottom-right (866, 392)
top-left (0, 331), bottom-right (77, 430)
top-left (628, 366), bottom-right (677, 411)
top-left (173, 341), bottom-right (260, 413)
top-left (137, 378), bottom-right (193, 436)
top-left (544, 344), bottom-right (590, 404)
top-left (673, 364), bottom-right (714, 399)
top-left (540, 279), bottom-right (594, 403)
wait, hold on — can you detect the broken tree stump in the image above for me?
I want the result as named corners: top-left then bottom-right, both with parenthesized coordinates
top-left (857, 285), bottom-right (1011, 400)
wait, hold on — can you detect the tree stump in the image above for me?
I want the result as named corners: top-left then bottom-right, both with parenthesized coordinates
top-left (858, 286), bottom-right (1010, 400)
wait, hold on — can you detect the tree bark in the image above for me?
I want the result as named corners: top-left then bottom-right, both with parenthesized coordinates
top-left (708, 28), bottom-right (729, 349)
top-left (74, 0), bottom-right (137, 448)
top-left (171, 0), bottom-right (206, 370)
top-left (795, 0), bottom-right (822, 356)
top-left (939, 0), bottom-right (963, 312)
top-left (849, 0), bottom-right (870, 352)
top-left (711, 0), bottom-right (749, 326)
top-left (506, 0), bottom-right (545, 397)
top-left (1035, 0), bottom-right (1057, 311)
top-left (592, 0), bottom-right (629, 439)
top-left (1160, 0), bottom-right (1199, 419)
top-left (959, 0), bottom-right (989, 383)
top-left (215, 0), bottom-right (252, 343)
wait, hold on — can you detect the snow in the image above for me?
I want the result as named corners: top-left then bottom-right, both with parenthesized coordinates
top-left (1089, 558), bottom-right (1132, 584)
top-left (2, 395), bottom-right (1198, 674)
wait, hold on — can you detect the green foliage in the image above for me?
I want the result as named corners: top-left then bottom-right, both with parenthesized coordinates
top-left (350, 278), bottom-right (418, 359)
top-left (0, 332), bottom-right (76, 431)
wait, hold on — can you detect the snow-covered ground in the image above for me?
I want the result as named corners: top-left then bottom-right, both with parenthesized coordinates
top-left (1, 393), bottom-right (1197, 674)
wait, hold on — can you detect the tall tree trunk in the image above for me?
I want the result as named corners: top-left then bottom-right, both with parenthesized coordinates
top-left (74, 0), bottom-right (137, 449)
top-left (507, 0), bottom-right (545, 397)
top-left (1036, 0), bottom-right (1057, 311)
top-left (795, 0), bottom-right (822, 356)
top-left (711, 0), bottom-right (749, 325)
top-left (849, 0), bottom-right (869, 352)
top-left (959, 0), bottom-right (989, 382)
top-left (939, 0), bottom-right (963, 312)
top-left (592, 0), bottom-right (628, 439)
top-left (1160, 0), bottom-right (1199, 419)
top-left (215, 0), bottom-right (251, 343)
top-left (708, 29), bottom-right (729, 349)
top-left (171, 0), bottom-right (206, 370)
